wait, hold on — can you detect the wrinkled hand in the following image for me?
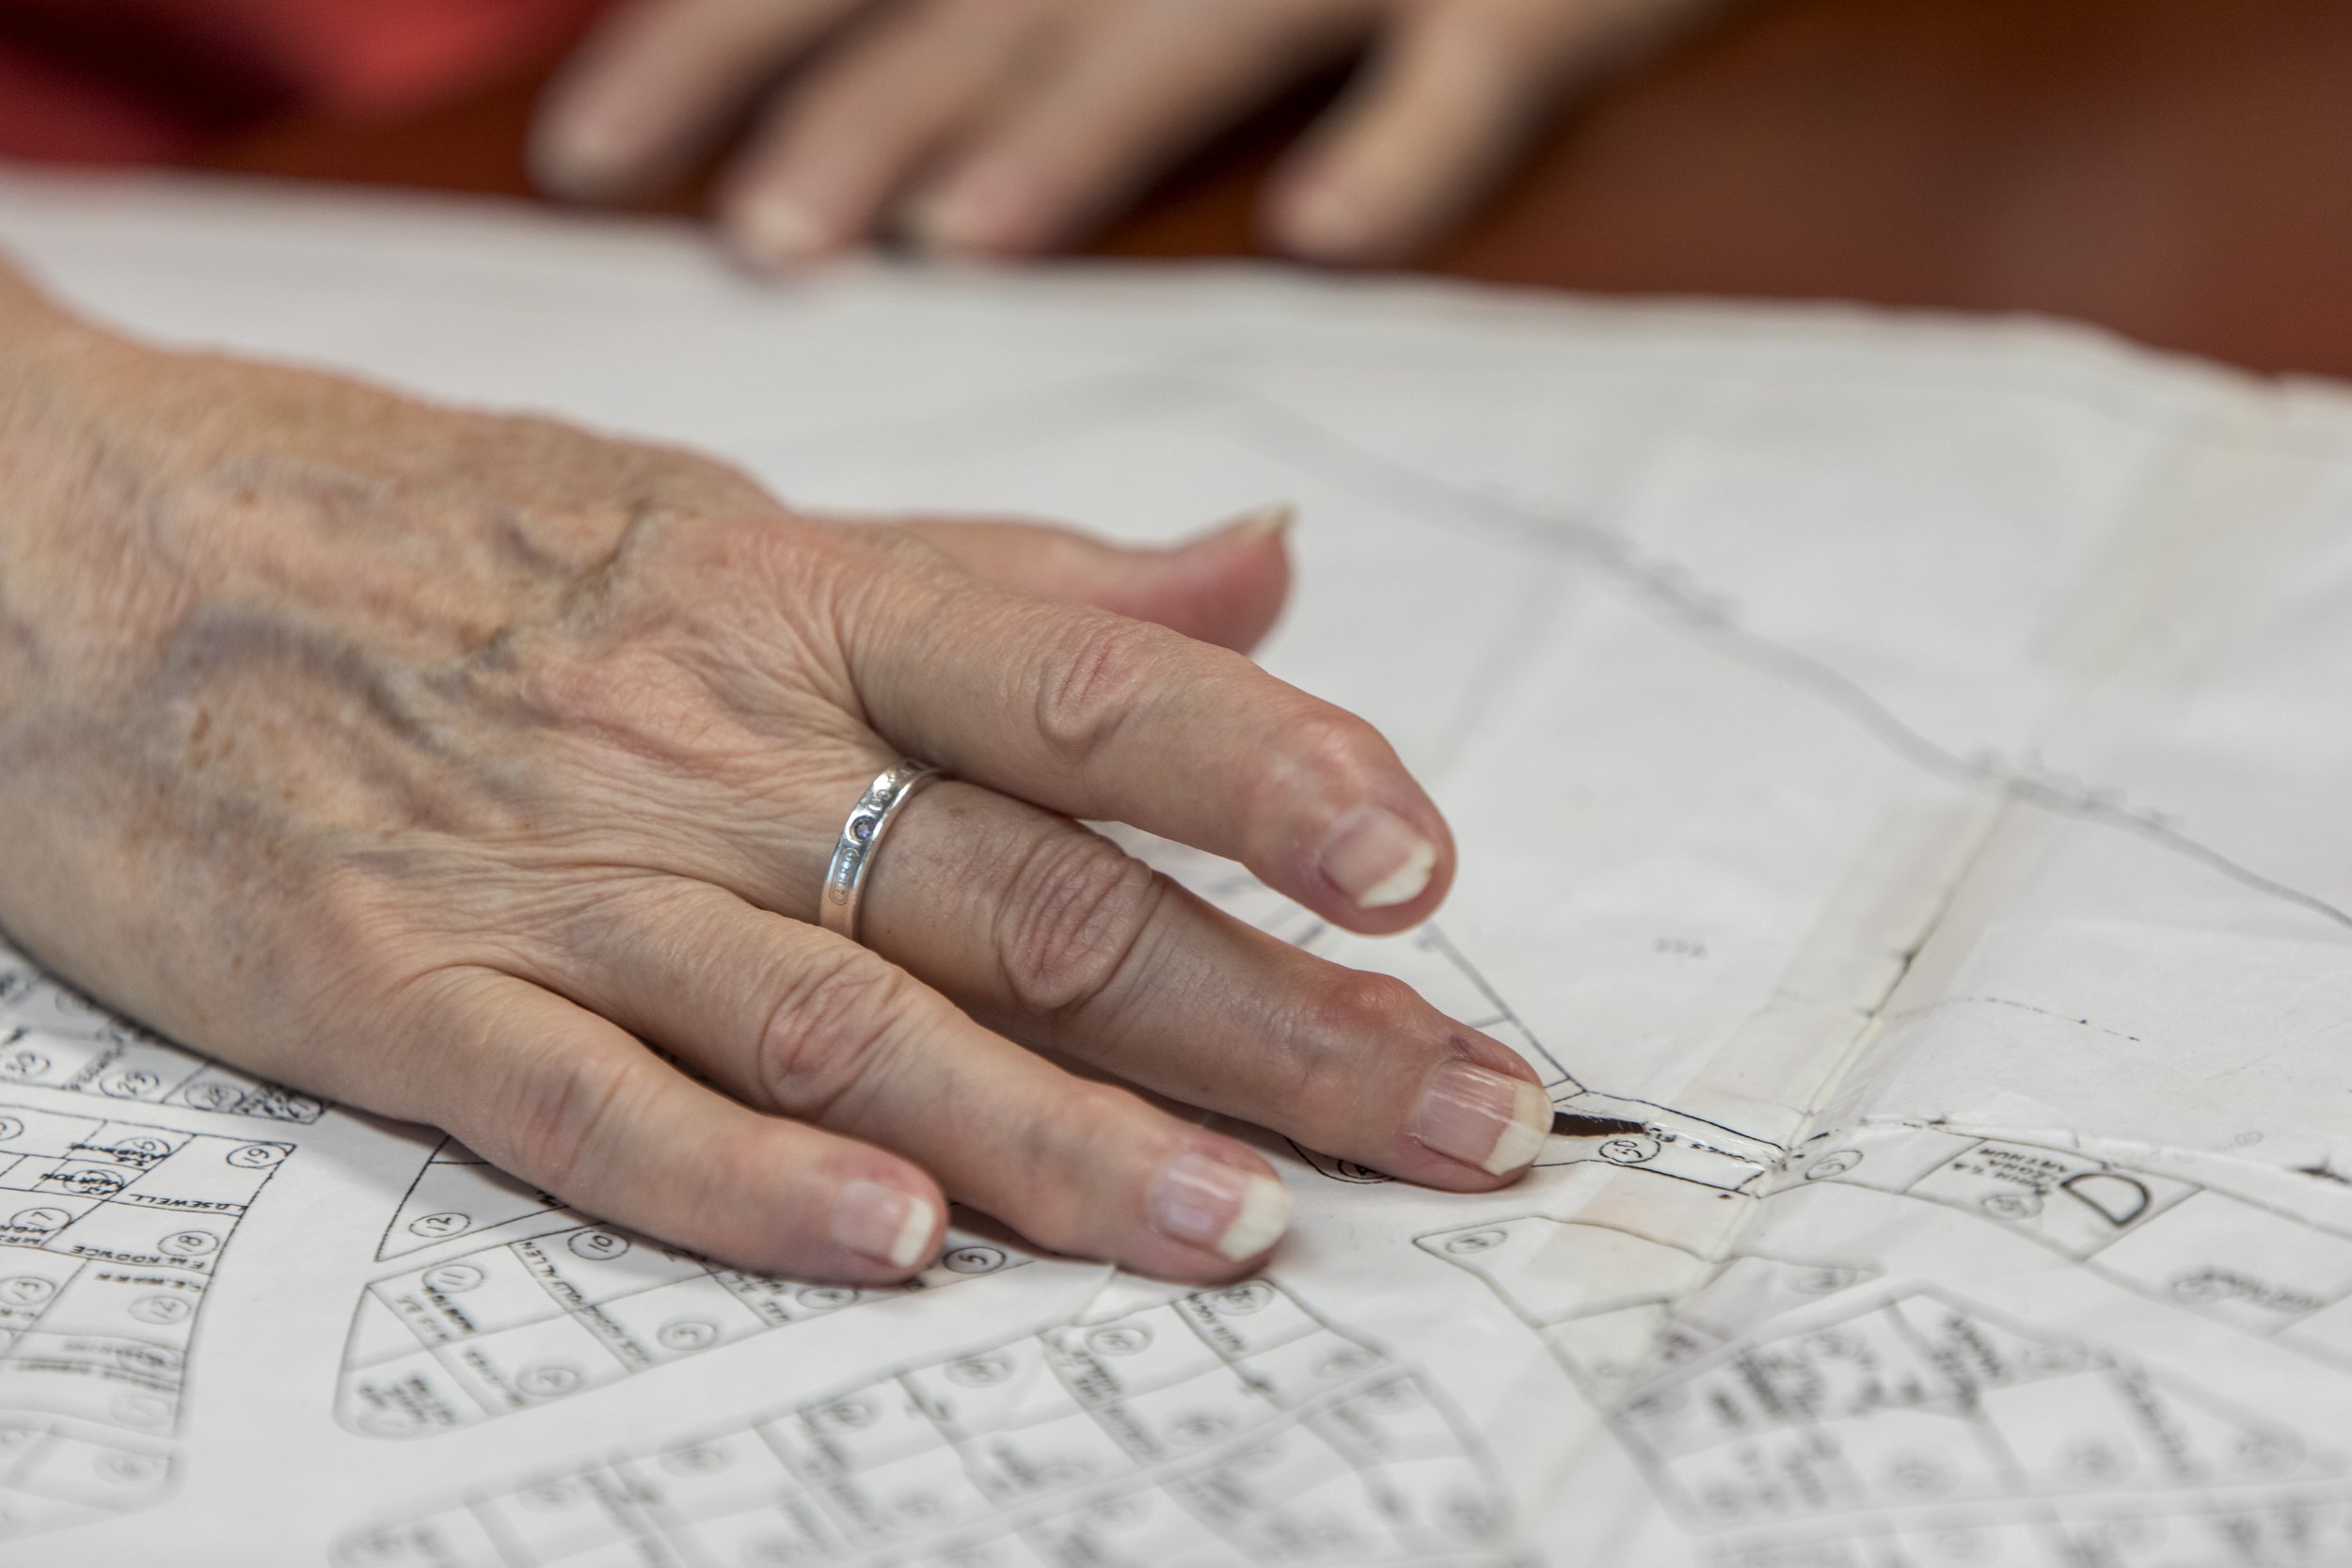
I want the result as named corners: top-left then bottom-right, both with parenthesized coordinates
top-left (0, 274), bottom-right (1553, 1285)
top-left (532, 0), bottom-right (1723, 266)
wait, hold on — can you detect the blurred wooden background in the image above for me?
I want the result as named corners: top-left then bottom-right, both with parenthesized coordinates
top-left (206, 0), bottom-right (2352, 380)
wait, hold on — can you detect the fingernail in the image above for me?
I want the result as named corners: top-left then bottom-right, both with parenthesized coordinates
top-left (1279, 178), bottom-right (1370, 261)
top-left (1215, 501), bottom-right (1295, 545)
top-left (1415, 1061), bottom-right (1551, 1175)
top-left (733, 196), bottom-right (828, 268)
top-left (833, 1180), bottom-right (938, 1270)
top-left (1149, 1153), bottom-right (1294, 1262)
top-left (1320, 804), bottom-right (1438, 910)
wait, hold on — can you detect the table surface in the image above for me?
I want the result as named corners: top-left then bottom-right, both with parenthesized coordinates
top-left (209, 0), bottom-right (2352, 381)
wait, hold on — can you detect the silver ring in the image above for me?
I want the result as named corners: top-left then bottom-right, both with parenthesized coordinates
top-left (819, 759), bottom-right (945, 943)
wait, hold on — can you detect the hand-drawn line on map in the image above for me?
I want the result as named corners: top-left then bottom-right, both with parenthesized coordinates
top-left (781, 368), bottom-right (2352, 935)
top-left (1202, 382), bottom-right (2352, 935)
top-left (0, 1102), bottom-right (292, 1541)
top-left (1415, 1214), bottom-right (1876, 1403)
top-left (1416, 1116), bottom-right (2352, 1557)
top-left (338, 1214), bottom-right (1036, 1436)
top-left (1615, 1285), bottom-right (2344, 1565)
top-left (374, 1135), bottom-right (564, 1262)
top-left (1146, 842), bottom-right (1788, 1196)
top-left (335, 1279), bottom-right (1516, 1567)
top-left (1427, 1117), bottom-right (2352, 1392)
top-left (1418, 1203), bottom-right (2352, 1568)
top-left (0, 938), bottom-right (326, 1123)
top-left (1879, 992), bottom-right (2146, 1044)
top-left (1783, 1126), bottom-right (2352, 1378)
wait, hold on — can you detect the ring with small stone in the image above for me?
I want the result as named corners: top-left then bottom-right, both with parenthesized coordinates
top-left (818, 759), bottom-right (946, 944)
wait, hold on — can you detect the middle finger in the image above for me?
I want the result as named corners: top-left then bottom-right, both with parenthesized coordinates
top-left (860, 781), bottom-right (1553, 1186)
top-left (721, 0), bottom-right (1056, 262)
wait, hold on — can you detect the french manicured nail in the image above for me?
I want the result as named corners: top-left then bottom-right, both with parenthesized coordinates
top-left (833, 1180), bottom-right (938, 1270)
top-left (733, 196), bottom-right (828, 267)
top-left (1321, 804), bottom-right (1438, 909)
top-left (1214, 500), bottom-right (1295, 545)
top-left (1150, 1153), bottom-right (1295, 1261)
top-left (1415, 1061), bottom-right (1551, 1175)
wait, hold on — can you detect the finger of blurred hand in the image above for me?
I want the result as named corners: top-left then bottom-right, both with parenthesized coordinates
top-left (403, 967), bottom-right (948, 1280)
top-left (903, 0), bottom-right (1371, 255)
top-left (862, 782), bottom-right (1553, 1185)
top-left (719, 0), bottom-right (1053, 265)
top-left (551, 881), bottom-right (1296, 1279)
top-left (1264, 0), bottom-right (1604, 264)
top-left (533, 0), bottom-right (868, 199)
top-left (892, 503), bottom-right (1294, 654)
top-left (842, 560), bottom-right (1453, 930)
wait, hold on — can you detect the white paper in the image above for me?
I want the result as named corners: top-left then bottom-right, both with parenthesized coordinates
top-left (2, 170), bottom-right (2351, 1566)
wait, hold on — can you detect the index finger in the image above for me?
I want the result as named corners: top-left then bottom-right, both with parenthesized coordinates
top-left (839, 546), bottom-right (1452, 931)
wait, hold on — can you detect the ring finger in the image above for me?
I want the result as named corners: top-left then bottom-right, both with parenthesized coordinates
top-left (543, 877), bottom-right (1300, 1280)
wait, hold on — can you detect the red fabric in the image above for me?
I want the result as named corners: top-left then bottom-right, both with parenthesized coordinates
top-left (0, 0), bottom-right (603, 162)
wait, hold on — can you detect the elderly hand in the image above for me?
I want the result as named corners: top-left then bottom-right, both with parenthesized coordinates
top-left (0, 270), bottom-right (1552, 1285)
top-left (531, 0), bottom-right (1722, 266)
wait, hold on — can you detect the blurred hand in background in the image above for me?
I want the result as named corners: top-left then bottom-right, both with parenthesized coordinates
top-left (532, 0), bottom-right (1728, 267)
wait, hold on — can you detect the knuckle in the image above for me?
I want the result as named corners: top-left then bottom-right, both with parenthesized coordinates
top-left (1009, 1082), bottom-right (1148, 1237)
top-left (1257, 705), bottom-right (1389, 809)
top-left (1279, 969), bottom-right (1423, 1147)
top-left (521, 644), bottom-right (725, 760)
top-left (498, 1039), bottom-right (636, 1199)
top-left (800, 517), bottom-right (935, 593)
top-left (1305, 967), bottom-right (1423, 1038)
top-left (748, 515), bottom-right (871, 605)
top-left (1009, 1080), bottom-right (1096, 1172)
top-left (299, 864), bottom-right (406, 969)
top-left (1033, 615), bottom-right (1172, 772)
top-left (794, 526), bottom-right (953, 686)
top-left (993, 833), bottom-right (1162, 1016)
top-left (754, 948), bottom-right (922, 1118)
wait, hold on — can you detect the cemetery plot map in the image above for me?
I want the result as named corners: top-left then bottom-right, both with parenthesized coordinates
top-left (1, 175), bottom-right (2351, 1563)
